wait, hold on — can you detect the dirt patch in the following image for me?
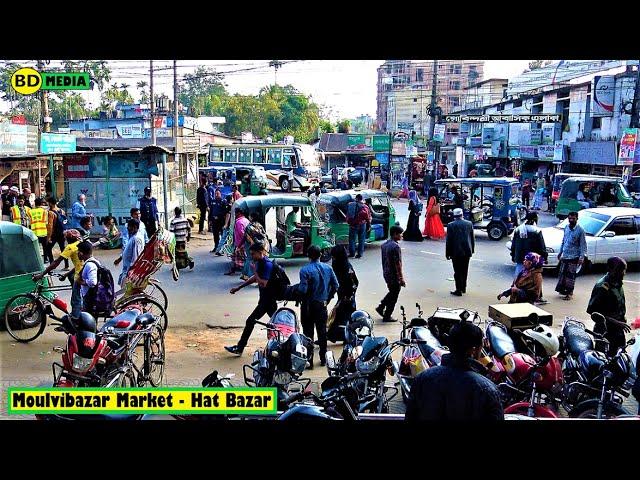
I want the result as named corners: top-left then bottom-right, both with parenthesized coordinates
top-left (164, 327), bottom-right (260, 358)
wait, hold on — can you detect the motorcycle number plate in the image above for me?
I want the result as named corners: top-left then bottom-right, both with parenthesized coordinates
top-left (296, 343), bottom-right (307, 355)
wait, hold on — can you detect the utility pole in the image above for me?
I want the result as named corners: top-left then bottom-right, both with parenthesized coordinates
top-left (150, 60), bottom-right (156, 145)
top-left (269, 60), bottom-right (283, 86)
top-left (37, 60), bottom-right (51, 133)
top-left (428, 60), bottom-right (441, 178)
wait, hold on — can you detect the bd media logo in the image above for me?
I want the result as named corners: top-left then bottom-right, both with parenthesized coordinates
top-left (11, 67), bottom-right (91, 95)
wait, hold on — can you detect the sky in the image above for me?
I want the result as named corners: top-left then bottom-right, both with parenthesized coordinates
top-left (1, 60), bottom-right (533, 121)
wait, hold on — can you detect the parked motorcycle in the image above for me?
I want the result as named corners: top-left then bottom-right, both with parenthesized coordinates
top-left (560, 313), bottom-right (635, 418)
top-left (426, 307), bottom-right (481, 346)
top-left (397, 304), bottom-right (448, 403)
top-left (326, 310), bottom-right (374, 378)
top-left (243, 307), bottom-right (312, 409)
top-left (481, 321), bottom-right (563, 418)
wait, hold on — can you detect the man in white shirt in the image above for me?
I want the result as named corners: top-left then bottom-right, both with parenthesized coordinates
top-left (76, 241), bottom-right (99, 304)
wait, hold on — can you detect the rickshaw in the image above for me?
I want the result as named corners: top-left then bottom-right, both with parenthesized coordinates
top-left (555, 175), bottom-right (633, 219)
top-left (223, 195), bottom-right (335, 261)
top-left (315, 189), bottom-right (396, 246)
top-left (435, 177), bottom-right (525, 241)
top-left (200, 165), bottom-right (268, 197)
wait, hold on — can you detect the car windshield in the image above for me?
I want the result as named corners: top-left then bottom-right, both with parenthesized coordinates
top-left (556, 211), bottom-right (610, 236)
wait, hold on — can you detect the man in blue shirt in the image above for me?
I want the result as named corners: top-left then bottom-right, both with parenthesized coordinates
top-left (225, 242), bottom-right (277, 355)
top-left (555, 211), bottom-right (587, 301)
top-left (139, 187), bottom-right (159, 237)
top-left (114, 219), bottom-right (145, 288)
top-left (294, 245), bottom-right (339, 368)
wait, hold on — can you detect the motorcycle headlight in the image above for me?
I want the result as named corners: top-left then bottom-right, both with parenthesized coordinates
top-left (356, 355), bottom-right (380, 375)
top-left (290, 354), bottom-right (307, 374)
top-left (72, 353), bottom-right (93, 373)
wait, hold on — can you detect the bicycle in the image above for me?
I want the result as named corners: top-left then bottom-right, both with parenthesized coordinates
top-left (3, 273), bottom-right (71, 343)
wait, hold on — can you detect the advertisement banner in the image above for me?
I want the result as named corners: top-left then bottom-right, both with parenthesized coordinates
top-left (537, 145), bottom-right (555, 160)
top-left (591, 76), bottom-right (615, 117)
top-left (469, 137), bottom-right (482, 147)
top-left (520, 146), bottom-right (538, 159)
top-left (481, 127), bottom-right (494, 145)
top-left (63, 154), bottom-right (90, 178)
top-left (530, 128), bottom-right (542, 145)
top-left (542, 124), bottom-right (555, 145)
top-left (618, 128), bottom-right (638, 165)
top-left (433, 124), bottom-right (446, 143)
top-left (553, 141), bottom-right (564, 163)
top-left (116, 124), bottom-right (143, 139)
top-left (570, 141), bottom-right (617, 165)
top-left (40, 132), bottom-right (76, 153)
top-left (517, 129), bottom-right (530, 146)
top-left (347, 134), bottom-right (372, 151)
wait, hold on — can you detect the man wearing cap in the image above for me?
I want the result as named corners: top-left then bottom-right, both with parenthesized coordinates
top-left (139, 187), bottom-right (159, 237)
top-left (405, 321), bottom-right (503, 420)
top-left (445, 208), bottom-right (475, 296)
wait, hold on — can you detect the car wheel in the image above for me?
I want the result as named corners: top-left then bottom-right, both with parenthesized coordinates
top-left (280, 178), bottom-right (290, 192)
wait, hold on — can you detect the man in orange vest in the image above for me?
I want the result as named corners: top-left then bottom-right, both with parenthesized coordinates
top-left (10, 195), bottom-right (31, 228)
top-left (29, 198), bottom-right (49, 263)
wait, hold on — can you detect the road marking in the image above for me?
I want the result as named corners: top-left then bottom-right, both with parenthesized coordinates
top-left (420, 251), bottom-right (442, 256)
top-left (625, 280), bottom-right (640, 285)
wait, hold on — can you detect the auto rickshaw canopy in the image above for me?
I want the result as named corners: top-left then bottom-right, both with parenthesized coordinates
top-left (0, 221), bottom-right (44, 279)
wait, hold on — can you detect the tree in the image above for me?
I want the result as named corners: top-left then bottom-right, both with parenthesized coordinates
top-left (179, 66), bottom-right (227, 115)
top-left (336, 119), bottom-right (351, 133)
top-left (61, 60), bottom-right (111, 91)
top-left (319, 119), bottom-right (335, 133)
top-left (50, 92), bottom-right (89, 126)
top-left (100, 83), bottom-right (134, 112)
top-left (523, 60), bottom-right (553, 73)
top-left (136, 81), bottom-right (150, 104)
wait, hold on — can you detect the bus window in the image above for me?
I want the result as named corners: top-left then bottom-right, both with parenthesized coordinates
top-left (283, 148), bottom-right (297, 168)
top-left (209, 147), bottom-right (222, 164)
top-left (239, 148), bottom-right (252, 163)
top-left (253, 148), bottom-right (264, 164)
top-left (267, 148), bottom-right (282, 166)
top-left (224, 148), bottom-right (238, 163)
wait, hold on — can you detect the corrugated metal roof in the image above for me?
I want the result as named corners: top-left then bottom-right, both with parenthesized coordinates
top-left (318, 133), bottom-right (348, 152)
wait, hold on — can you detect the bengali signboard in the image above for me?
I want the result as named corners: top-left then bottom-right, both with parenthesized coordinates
top-left (444, 114), bottom-right (563, 123)
top-left (0, 122), bottom-right (28, 154)
top-left (542, 124), bottom-right (556, 145)
top-left (530, 128), bottom-right (542, 146)
top-left (570, 141), bottom-right (617, 165)
top-left (553, 141), bottom-right (565, 163)
top-left (372, 135), bottom-right (390, 152)
top-left (40, 132), bottom-right (76, 154)
top-left (537, 145), bottom-right (555, 160)
top-left (433, 124), bottom-right (446, 143)
top-left (618, 128), bottom-right (638, 166)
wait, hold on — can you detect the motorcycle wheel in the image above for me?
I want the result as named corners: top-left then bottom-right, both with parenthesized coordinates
top-left (4, 294), bottom-right (47, 343)
top-left (572, 402), bottom-right (629, 419)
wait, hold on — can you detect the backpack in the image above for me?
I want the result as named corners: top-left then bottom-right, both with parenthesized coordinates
top-left (346, 201), bottom-right (362, 226)
top-left (266, 259), bottom-right (291, 300)
top-left (82, 260), bottom-right (115, 315)
top-left (53, 210), bottom-right (68, 236)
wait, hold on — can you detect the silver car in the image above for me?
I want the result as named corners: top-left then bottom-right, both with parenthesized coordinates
top-left (507, 207), bottom-right (640, 273)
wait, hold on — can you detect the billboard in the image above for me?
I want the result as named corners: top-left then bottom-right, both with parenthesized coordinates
top-left (591, 76), bottom-right (615, 117)
top-left (618, 128), bottom-right (638, 166)
top-left (0, 122), bottom-right (28, 154)
top-left (40, 132), bottom-right (76, 153)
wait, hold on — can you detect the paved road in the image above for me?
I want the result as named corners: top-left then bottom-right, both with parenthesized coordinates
top-left (2, 196), bottom-right (638, 418)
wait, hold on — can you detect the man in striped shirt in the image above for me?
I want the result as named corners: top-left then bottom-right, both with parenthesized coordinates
top-left (170, 206), bottom-right (194, 270)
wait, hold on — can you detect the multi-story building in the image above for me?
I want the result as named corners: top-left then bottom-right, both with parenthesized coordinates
top-left (376, 60), bottom-right (484, 139)
top-left (451, 60), bottom-right (640, 179)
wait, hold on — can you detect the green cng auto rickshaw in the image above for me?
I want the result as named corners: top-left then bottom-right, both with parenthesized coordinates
top-left (0, 221), bottom-right (54, 322)
top-left (435, 177), bottom-right (525, 240)
top-left (224, 195), bottom-right (335, 260)
top-left (555, 176), bottom-right (633, 219)
top-left (315, 189), bottom-right (397, 246)
top-left (200, 165), bottom-right (269, 197)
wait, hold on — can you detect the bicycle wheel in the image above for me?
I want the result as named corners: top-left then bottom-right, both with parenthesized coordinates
top-left (143, 281), bottom-right (168, 311)
top-left (130, 324), bottom-right (165, 387)
top-left (117, 296), bottom-right (168, 332)
top-left (4, 294), bottom-right (47, 343)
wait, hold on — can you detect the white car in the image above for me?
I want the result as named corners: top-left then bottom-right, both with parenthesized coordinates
top-left (507, 207), bottom-right (640, 273)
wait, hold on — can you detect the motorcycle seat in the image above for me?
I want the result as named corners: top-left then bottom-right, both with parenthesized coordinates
top-left (411, 326), bottom-right (443, 358)
top-left (563, 324), bottom-right (594, 356)
top-left (487, 324), bottom-right (516, 359)
top-left (100, 310), bottom-right (140, 333)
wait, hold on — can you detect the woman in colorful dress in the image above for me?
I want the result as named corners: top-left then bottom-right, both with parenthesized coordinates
top-left (423, 187), bottom-right (446, 240)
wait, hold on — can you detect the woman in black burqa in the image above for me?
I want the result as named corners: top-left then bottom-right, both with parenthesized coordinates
top-left (327, 245), bottom-right (359, 342)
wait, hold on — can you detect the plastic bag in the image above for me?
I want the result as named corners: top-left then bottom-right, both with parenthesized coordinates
top-left (327, 301), bottom-right (339, 330)
top-left (402, 346), bottom-right (428, 377)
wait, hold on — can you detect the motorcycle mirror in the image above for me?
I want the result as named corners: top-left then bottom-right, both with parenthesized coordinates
top-left (591, 312), bottom-right (606, 324)
top-left (325, 351), bottom-right (336, 369)
top-left (459, 310), bottom-right (470, 321)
